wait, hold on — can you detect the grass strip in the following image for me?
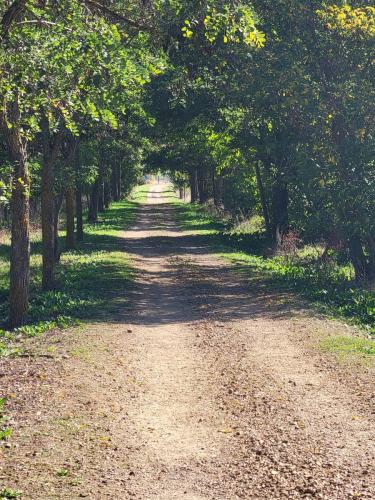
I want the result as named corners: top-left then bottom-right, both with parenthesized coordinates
top-left (0, 184), bottom-right (149, 352)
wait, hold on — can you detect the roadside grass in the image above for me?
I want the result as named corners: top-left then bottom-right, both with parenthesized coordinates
top-left (320, 336), bottom-right (375, 363)
top-left (0, 397), bottom-right (12, 441)
top-left (0, 184), bottom-right (149, 353)
top-left (173, 201), bottom-right (375, 340)
top-left (0, 487), bottom-right (22, 499)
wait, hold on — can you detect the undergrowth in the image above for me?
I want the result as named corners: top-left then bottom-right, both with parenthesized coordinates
top-left (0, 184), bottom-right (149, 353)
top-left (174, 201), bottom-right (375, 338)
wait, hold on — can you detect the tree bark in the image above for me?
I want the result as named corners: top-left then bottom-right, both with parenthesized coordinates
top-left (255, 161), bottom-right (272, 237)
top-left (65, 186), bottom-right (75, 250)
top-left (98, 180), bottom-right (105, 212)
top-left (2, 99), bottom-right (30, 328)
top-left (213, 173), bottom-right (223, 208)
top-left (271, 177), bottom-right (289, 245)
top-left (348, 235), bottom-right (368, 281)
top-left (197, 168), bottom-right (210, 204)
top-left (1, 0), bottom-right (27, 40)
top-left (40, 116), bottom-right (62, 291)
top-left (54, 192), bottom-right (63, 262)
top-left (367, 235), bottom-right (375, 281)
top-left (189, 169), bottom-right (199, 203)
top-left (75, 145), bottom-right (84, 241)
top-left (76, 184), bottom-right (84, 241)
top-left (104, 181), bottom-right (111, 209)
top-left (88, 179), bottom-right (99, 223)
top-left (117, 164), bottom-right (122, 200)
top-left (111, 166), bottom-right (118, 201)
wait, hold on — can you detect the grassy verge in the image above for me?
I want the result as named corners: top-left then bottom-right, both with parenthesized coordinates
top-left (173, 201), bottom-right (375, 342)
top-left (0, 184), bottom-right (149, 354)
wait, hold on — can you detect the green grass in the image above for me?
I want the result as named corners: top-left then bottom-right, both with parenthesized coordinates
top-left (173, 200), bottom-right (375, 337)
top-left (0, 184), bottom-right (150, 350)
top-left (0, 488), bottom-right (22, 499)
top-left (0, 397), bottom-right (12, 441)
top-left (321, 336), bottom-right (375, 361)
top-left (129, 183), bottom-right (151, 203)
top-left (173, 201), bottom-right (224, 236)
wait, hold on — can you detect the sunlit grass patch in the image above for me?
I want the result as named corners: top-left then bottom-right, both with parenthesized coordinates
top-left (130, 183), bottom-right (152, 203)
top-left (173, 202), bottom-right (224, 236)
top-left (321, 336), bottom-right (375, 362)
top-left (0, 189), bottom-right (147, 348)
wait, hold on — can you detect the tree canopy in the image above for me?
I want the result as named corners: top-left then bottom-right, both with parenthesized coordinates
top-left (0, 0), bottom-right (374, 327)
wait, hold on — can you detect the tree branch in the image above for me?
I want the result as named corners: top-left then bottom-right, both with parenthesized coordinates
top-left (80, 0), bottom-right (151, 31)
top-left (1, 0), bottom-right (27, 40)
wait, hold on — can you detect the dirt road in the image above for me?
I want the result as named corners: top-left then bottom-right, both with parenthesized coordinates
top-left (1, 183), bottom-right (374, 499)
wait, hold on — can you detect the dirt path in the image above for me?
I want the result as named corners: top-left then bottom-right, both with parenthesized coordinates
top-left (1, 183), bottom-right (374, 499)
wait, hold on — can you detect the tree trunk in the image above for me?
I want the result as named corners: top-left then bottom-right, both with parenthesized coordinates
top-left (76, 184), bottom-right (84, 241)
top-left (3, 99), bottom-right (30, 327)
top-left (117, 164), bottom-right (122, 200)
top-left (111, 166), bottom-right (119, 201)
top-left (198, 168), bottom-right (210, 204)
top-left (212, 168), bottom-right (218, 206)
top-left (255, 161), bottom-right (272, 237)
top-left (54, 193), bottom-right (63, 262)
top-left (348, 235), bottom-right (368, 281)
top-left (41, 156), bottom-right (56, 290)
top-left (104, 181), bottom-right (111, 209)
top-left (40, 117), bottom-right (62, 291)
top-left (213, 175), bottom-right (223, 208)
top-left (189, 170), bottom-right (198, 203)
top-left (271, 178), bottom-right (289, 245)
top-left (98, 181), bottom-right (105, 213)
top-left (88, 179), bottom-right (99, 223)
top-left (65, 185), bottom-right (75, 250)
top-left (367, 235), bottom-right (375, 281)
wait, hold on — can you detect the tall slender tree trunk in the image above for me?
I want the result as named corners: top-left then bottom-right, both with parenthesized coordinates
top-left (98, 181), bottom-right (105, 212)
top-left (54, 193), bottom-right (63, 262)
top-left (3, 98), bottom-right (30, 327)
top-left (367, 235), bottom-right (375, 281)
top-left (117, 164), bottom-right (122, 200)
top-left (76, 184), bottom-right (84, 241)
top-left (88, 179), bottom-right (99, 223)
top-left (63, 135), bottom-right (78, 250)
top-left (213, 171), bottom-right (223, 207)
top-left (348, 235), bottom-right (368, 281)
top-left (75, 145), bottom-right (84, 241)
top-left (104, 181), bottom-right (111, 209)
top-left (111, 166), bottom-right (118, 201)
top-left (41, 156), bottom-right (56, 290)
top-left (255, 161), bottom-right (272, 237)
top-left (271, 177), bottom-right (289, 245)
top-left (212, 168), bottom-right (217, 206)
top-left (65, 186), bottom-right (75, 250)
top-left (189, 169), bottom-right (199, 203)
top-left (198, 168), bottom-right (210, 203)
top-left (40, 117), bottom-right (62, 291)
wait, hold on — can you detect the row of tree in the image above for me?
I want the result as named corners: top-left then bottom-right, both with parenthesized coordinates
top-left (147, 0), bottom-right (375, 283)
top-left (0, 0), bottom-right (264, 327)
top-left (0, 1), bottom-right (374, 328)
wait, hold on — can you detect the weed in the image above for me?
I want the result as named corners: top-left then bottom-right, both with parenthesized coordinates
top-left (0, 488), bottom-right (22, 499)
top-left (56, 468), bottom-right (69, 477)
top-left (0, 398), bottom-right (12, 441)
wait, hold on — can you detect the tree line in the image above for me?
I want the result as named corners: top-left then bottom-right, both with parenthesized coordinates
top-left (147, 0), bottom-right (374, 284)
top-left (0, 1), bottom-right (374, 328)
